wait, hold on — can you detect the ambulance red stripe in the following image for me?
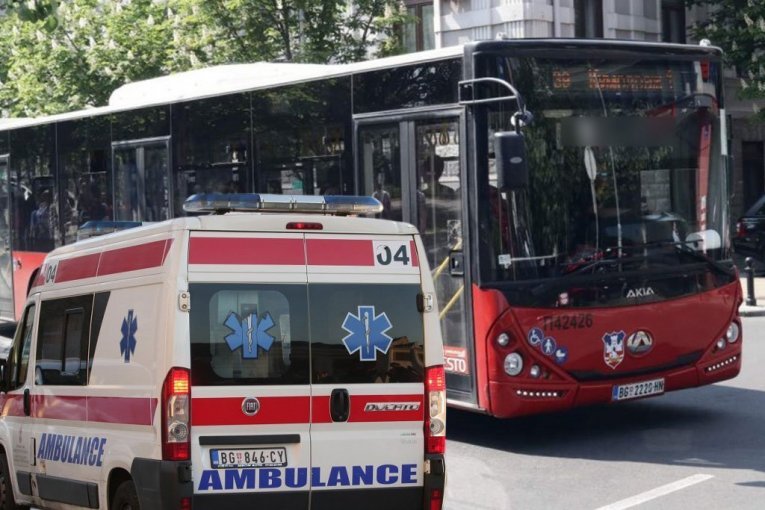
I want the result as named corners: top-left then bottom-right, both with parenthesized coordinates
top-left (86, 396), bottom-right (159, 425)
top-left (37, 239), bottom-right (174, 287)
top-left (312, 394), bottom-right (424, 423)
top-left (56, 253), bottom-right (100, 282)
top-left (188, 237), bottom-right (305, 265)
top-left (191, 394), bottom-right (423, 426)
top-left (306, 239), bottom-right (374, 266)
top-left (98, 239), bottom-right (173, 276)
top-left (32, 395), bottom-right (87, 421)
top-left (191, 396), bottom-right (311, 426)
top-left (0, 394), bottom-right (25, 418)
top-left (1, 394), bottom-right (157, 426)
top-left (410, 240), bottom-right (419, 267)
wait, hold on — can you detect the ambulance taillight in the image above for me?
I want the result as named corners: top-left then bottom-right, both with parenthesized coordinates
top-left (424, 365), bottom-right (446, 454)
top-left (162, 367), bottom-right (191, 461)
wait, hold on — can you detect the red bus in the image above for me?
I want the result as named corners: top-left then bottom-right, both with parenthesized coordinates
top-left (0, 39), bottom-right (740, 417)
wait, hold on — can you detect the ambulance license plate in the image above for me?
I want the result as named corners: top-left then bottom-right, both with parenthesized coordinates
top-left (612, 378), bottom-right (665, 401)
top-left (211, 447), bottom-right (288, 469)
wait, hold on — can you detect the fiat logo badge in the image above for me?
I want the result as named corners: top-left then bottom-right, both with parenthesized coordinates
top-left (242, 397), bottom-right (260, 416)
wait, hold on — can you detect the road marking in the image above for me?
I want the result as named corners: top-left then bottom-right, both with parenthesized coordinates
top-left (595, 474), bottom-right (714, 510)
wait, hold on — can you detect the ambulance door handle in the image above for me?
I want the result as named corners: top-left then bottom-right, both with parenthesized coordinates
top-left (23, 389), bottom-right (30, 416)
top-left (329, 388), bottom-right (349, 423)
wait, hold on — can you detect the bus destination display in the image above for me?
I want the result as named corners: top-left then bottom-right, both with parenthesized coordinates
top-left (551, 68), bottom-right (675, 93)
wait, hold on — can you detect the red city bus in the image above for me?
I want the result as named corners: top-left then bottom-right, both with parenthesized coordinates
top-left (0, 39), bottom-right (741, 419)
top-left (448, 40), bottom-right (741, 417)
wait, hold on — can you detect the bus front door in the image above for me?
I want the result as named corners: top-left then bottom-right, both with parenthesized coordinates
top-left (357, 115), bottom-right (477, 407)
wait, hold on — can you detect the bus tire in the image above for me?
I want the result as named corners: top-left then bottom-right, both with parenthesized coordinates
top-left (112, 480), bottom-right (140, 510)
top-left (0, 453), bottom-right (21, 510)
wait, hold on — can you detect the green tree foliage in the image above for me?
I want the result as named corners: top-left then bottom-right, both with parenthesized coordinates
top-left (0, 0), bottom-right (407, 117)
top-left (685, 0), bottom-right (765, 99)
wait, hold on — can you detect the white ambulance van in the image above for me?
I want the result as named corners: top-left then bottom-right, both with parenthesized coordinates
top-left (0, 194), bottom-right (446, 510)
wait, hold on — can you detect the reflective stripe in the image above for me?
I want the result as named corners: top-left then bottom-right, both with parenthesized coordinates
top-left (306, 239), bottom-right (375, 266)
top-left (1, 394), bottom-right (157, 425)
top-left (33, 239), bottom-right (173, 289)
top-left (189, 237), bottom-right (305, 265)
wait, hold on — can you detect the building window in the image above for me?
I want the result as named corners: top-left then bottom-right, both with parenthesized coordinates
top-left (742, 141), bottom-right (765, 212)
top-left (661, 1), bottom-right (686, 43)
top-left (574, 0), bottom-right (603, 38)
top-left (402, 1), bottom-right (434, 53)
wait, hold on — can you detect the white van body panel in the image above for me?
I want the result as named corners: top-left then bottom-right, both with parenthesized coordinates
top-left (0, 211), bottom-right (444, 510)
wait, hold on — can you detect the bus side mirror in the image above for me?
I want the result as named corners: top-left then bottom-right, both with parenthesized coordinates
top-left (494, 131), bottom-right (529, 191)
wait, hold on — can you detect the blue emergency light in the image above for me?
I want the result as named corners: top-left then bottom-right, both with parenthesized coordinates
top-left (182, 193), bottom-right (383, 215)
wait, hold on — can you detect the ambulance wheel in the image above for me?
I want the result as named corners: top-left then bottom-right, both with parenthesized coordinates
top-left (0, 453), bottom-right (20, 510)
top-left (112, 480), bottom-right (140, 510)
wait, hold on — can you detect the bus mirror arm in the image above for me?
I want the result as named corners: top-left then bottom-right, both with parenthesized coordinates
top-left (494, 131), bottom-right (529, 191)
top-left (0, 359), bottom-right (6, 393)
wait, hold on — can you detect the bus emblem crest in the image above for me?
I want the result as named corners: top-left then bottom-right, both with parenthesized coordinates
top-left (602, 331), bottom-right (625, 369)
top-left (627, 330), bottom-right (653, 356)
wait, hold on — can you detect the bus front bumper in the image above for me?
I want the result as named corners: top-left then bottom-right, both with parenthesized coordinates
top-left (487, 347), bottom-right (742, 418)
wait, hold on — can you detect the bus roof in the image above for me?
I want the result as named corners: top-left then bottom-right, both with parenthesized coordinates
top-left (0, 45), bottom-right (464, 132)
top-left (0, 38), bottom-right (720, 133)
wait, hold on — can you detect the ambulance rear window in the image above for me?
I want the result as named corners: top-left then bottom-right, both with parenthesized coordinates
top-left (308, 283), bottom-right (424, 384)
top-left (189, 283), bottom-right (309, 386)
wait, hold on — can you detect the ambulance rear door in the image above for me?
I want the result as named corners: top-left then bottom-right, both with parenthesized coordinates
top-left (306, 234), bottom-right (426, 509)
top-left (187, 232), bottom-right (311, 509)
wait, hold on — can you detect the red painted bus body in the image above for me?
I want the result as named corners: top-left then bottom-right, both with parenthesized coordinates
top-left (470, 282), bottom-right (741, 418)
top-left (9, 251), bottom-right (46, 321)
top-left (441, 40), bottom-right (741, 417)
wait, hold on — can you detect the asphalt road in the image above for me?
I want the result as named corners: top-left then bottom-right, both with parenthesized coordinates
top-left (443, 316), bottom-right (765, 510)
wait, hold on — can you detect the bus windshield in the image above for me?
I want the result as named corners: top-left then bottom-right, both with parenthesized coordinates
top-left (479, 55), bottom-right (732, 300)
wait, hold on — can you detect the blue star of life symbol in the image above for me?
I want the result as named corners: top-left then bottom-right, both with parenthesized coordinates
top-left (223, 310), bottom-right (275, 359)
top-left (120, 309), bottom-right (137, 363)
top-left (341, 305), bottom-right (393, 362)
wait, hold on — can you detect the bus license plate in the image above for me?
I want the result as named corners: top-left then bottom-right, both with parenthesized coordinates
top-left (211, 447), bottom-right (288, 469)
top-left (612, 378), bottom-right (665, 401)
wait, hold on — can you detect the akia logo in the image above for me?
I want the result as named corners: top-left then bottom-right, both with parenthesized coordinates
top-left (626, 287), bottom-right (655, 298)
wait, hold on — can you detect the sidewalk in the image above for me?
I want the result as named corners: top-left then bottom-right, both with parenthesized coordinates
top-left (738, 276), bottom-right (765, 317)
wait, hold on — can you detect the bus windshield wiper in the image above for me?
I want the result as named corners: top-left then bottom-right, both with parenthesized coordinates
top-left (530, 256), bottom-right (640, 297)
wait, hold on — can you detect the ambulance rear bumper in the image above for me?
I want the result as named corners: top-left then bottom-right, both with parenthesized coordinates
top-left (192, 488), bottom-right (421, 509)
top-left (132, 457), bottom-right (442, 509)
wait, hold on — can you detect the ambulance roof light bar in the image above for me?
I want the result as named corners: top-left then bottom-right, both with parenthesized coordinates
top-left (182, 193), bottom-right (384, 215)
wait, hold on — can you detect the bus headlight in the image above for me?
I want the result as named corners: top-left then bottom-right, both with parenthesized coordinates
top-left (496, 332), bottom-right (511, 347)
top-left (725, 322), bottom-right (740, 343)
top-left (504, 353), bottom-right (523, 376)
top-left (529, 365), bottom-right (541, 378)
top-left (716, 338), bottom-right (726, 351)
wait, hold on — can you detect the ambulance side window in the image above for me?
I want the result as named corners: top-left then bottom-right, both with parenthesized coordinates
top-left (36, 295), bottom-right (93, 386)
top-left (7, 304), bottom-right (36, 390)
top-left (189, 283), bottom-right (309, 386)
